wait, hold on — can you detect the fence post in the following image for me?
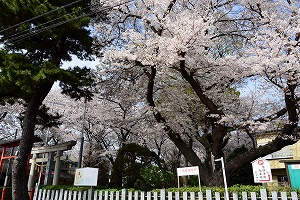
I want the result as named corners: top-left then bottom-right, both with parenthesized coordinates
top-left (83, 190), bottom-right (87, 200)
top-left (167, 192), bottom-right (172, 200)
top-left (215, 192), bottom-right (220, 200)
top-left (63, 190), bottom-right (68, 200)
top-left (122, 189), bottom-right (127, 200)
top-left (116, 191), bottom-right (120, 200)
top-left (93, 190), bottom-right (98, 200)
top-left (134, 191), bottom-right (139, 200)
top-left (183, 192), bottom-right (188, 200)
top-left (99, 191), bottom-right (104, 200)
top-left (260, 189), bottom-right (268, 200)
top-left (160, 189), bottom-right (166, 200)
top-left (104, 190), bottom-right (109, 200)
top-left (175, 192), bottom-right (180, 200)
top-left (45, 190), bottom-right (51, 200)
top-left (51, 190), bottom-right (55, 200)
top-left (250, 192), bottom-right (256, 200)
top-left (280, 192), bottom-right (287, 200)
top-left (271, 191), bottom-right (278, 200)
top-left (73, 190), bottom-right (78, 200)
top-left (33, 185), bottom-right (40, 200)
top-left (54, 190), bottom-right (59, 200)
top-left (291, 192), bottom-right (298, 200)
top-left (147, 191), bottom-right (151, 200)
top-left (191, 192), bottom-right (195, 200)
top-left (59, 189), bottom-right (64, 200)
top-left (198, 191), bottom-right (203, 200)
top-left (128, 191), bottom-right (133, 200)
top-left (141, 191), bottom-right (145, 200)
top-left (88, 189), bottom-right (93, 200)
top-left (206, 190), bottom-right (212, 200)
top-left (110, 191), bottom-right (115, 200)
top-left (67, 190), bottom-right (72, 200)
top-left (37, 188), bottom-right (43, 200)
top-left (153, 191), bottom-right (158, 200)
top-left (41, 189), bottom-right (47, 200)
top-left (233, 192), bottom-right (238, 200)
top-left (242, 192), bottom-right (247, 200)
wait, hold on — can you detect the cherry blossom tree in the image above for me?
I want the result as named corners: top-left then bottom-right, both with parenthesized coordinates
top-left (45, 79), bottom-right (180, 180)
top-left (0, 103), bottom-right (23, 141)
top-left (92, 0), bottom-right (300, 186)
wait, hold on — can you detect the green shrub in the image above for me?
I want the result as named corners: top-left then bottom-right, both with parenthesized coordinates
top-left (141, 165), bottom-right (175, 189)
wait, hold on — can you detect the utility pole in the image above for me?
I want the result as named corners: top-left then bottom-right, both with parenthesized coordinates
top-left (78, 97), bottom-right (87, 168)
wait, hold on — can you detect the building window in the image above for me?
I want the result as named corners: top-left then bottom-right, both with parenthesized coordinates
top-left (277, 175), bottom-right (288, 186)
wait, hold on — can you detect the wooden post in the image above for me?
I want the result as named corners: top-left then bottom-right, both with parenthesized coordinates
top-left (1, 187), bottom-right (7, 200)
top-left (29, 187), bottom-right (35, 200)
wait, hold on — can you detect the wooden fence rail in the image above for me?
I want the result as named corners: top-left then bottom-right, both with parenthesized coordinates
top-left (32, 188), bottom-right (299, 200)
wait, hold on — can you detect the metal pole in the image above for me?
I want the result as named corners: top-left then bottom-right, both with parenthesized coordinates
top-left (77, 97), bottom-right (87, 168)
top-left (198, 174), bottom-right (202, 193)
top-left (221, 157), bottom-right (230, 200)
top-left (215, 157), bottom-right (229, 200)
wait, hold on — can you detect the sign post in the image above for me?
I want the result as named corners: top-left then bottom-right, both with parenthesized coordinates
top-left (177, 166), bottom-right (201, 192)
top-left (214, 157), bottom-right (229, 200)
top-left (252, 158), bottom-right (272, 183)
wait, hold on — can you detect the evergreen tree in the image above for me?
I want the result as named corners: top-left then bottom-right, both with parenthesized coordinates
top-left (0, 0), bottom-right (96, 199)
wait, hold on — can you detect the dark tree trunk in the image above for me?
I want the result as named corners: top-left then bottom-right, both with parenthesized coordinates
top-left (11, 36), bottom-right (64, 200)
top-left (12, 82), bottom-right (53, 200)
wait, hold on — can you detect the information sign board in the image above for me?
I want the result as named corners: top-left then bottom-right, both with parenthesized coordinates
top-left (252, 159), bottom-right (272, 183)
top-left (177, 166), bottom-right (199, 176)
top-left (177, 166), bottom-right (201, 192)
top-left (74, 167), bottom-right (98, 186)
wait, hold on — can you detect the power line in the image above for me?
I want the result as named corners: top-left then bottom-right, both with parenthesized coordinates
top-left (0, 0), bottom-right (84, 34)
top-left (6, 6), bottom-right (92, 43)
top-left (1, 0), bottom-right (133, 44)
top-left (7, 7), bottom-right (107, 44)
top-left (4, 6), bottom-right (90, 42)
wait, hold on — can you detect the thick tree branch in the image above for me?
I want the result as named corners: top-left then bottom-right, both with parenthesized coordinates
top-left (177, 52), bottom-right (223, 115)
top-left (144, 65), bottom-right (211, 183)
top-left (227, 123), bottom-right (298, 175)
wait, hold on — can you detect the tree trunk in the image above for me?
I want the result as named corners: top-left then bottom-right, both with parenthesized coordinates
top-left (206, 171), bottom-right (224, 187)
top-left (11, 83), bottom-right (53, 200)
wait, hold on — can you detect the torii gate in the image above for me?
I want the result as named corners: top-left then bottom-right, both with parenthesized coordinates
top-left (28, 140), bottom-right (76, 190)
top-left (0, 136), bottom-right (42, 176)
top-left (0, 137), bottom-right (42, 200)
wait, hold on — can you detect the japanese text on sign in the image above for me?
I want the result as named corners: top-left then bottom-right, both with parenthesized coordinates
top-left (252, 159), bottom-right (272, 183)
top-left (177, 166), bottom-right (199, 176)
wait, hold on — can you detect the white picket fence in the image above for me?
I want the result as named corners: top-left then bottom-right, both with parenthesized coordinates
top-left (32, 188), bottom-right (299, 200)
